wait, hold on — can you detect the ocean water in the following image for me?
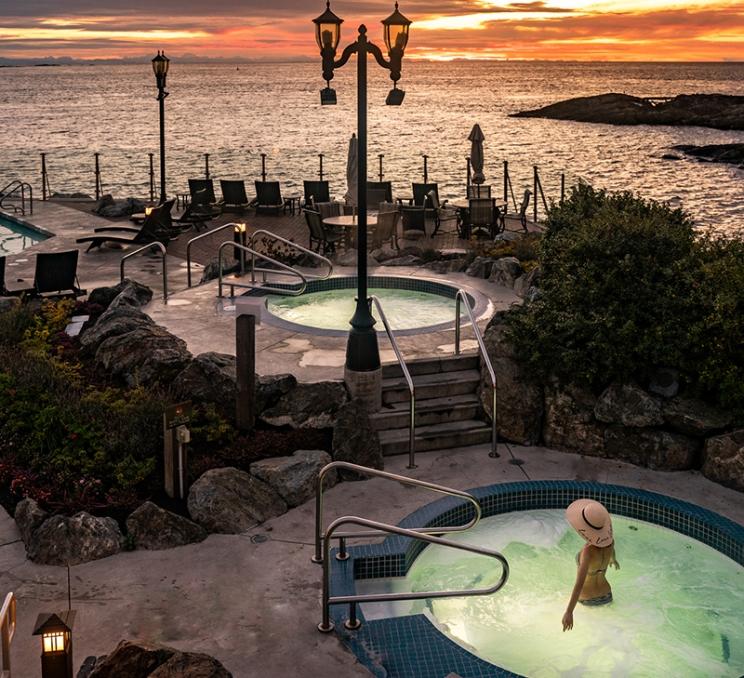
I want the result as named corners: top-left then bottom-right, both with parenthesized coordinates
top-left (1, 61), bottom-right (742, 234)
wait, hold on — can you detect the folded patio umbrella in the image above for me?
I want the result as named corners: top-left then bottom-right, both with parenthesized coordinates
top-left (345, 133), bottom-right (358, 207)
top-left (469, 123), bottom-right (486, 186)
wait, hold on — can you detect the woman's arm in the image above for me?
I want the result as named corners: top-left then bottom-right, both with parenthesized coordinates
top-left (610, 545), bottom-right (620, 569)
top-left (562, 547), bottom-right (590, 631)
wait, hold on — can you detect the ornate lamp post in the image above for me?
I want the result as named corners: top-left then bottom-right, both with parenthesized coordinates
top-left (152, 51), bottom-right (170, 204)
top-left (313, 2), bottom-right (411, 408)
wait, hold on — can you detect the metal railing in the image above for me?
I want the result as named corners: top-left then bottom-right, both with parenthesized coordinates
top-left (455, 290), bottom-right (498, 458)
top-left (370, 296), bottom-right (416, 469)
top-left (218, 241), bottom-right (309, 297)
top-left (0, 181), bottom-right (33, 216)
top-left (0, 592), bottom-right (16, 677)
top-left (186, 222), bottom-right (240, 287)
top-left (120, 241), bottom-right (168, 302)
top-left (312, 462), bottom-right (482, 565)
top-left (247, 229), bottom-right (333, 284)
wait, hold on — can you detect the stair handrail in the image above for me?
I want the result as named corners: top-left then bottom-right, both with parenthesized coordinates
top-left (217, 241), bottom-right (309, 297)
top-left (248, 229), bottom-right (333, 283)
top-left (0, 181), bottom-right (33, 216)
top-left (0, 592), bottom-right (16, 677)
top-left (455, 290), bottom-right (498, 458)
top-left (313, 461), bottom-right (482, 565)
top-left (318, 514), bottom-right (509, 632)
top-left (370, 296), bottom-right (416, 470)
top-left (185, 222), bottom-right (242, 287)
top-left (120, 241), bottom-right (168, 302)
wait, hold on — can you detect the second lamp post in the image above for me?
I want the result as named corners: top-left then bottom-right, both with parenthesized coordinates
top-left (152, 51), bottom-right (170, 204)
top-left (313, 1), bottom-right (411, 408)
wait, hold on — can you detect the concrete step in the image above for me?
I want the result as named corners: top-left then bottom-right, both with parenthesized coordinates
top-left (382, 369), bottom-right (481, 404)
top-left (370, 394), bottom-right (481, 431)
top-left (379, 419), bottom-right (492, 456)
top-left (381, 354), bottom-right (479, 379)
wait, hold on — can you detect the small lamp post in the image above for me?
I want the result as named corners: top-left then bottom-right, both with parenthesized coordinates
top-left (313, 1), bottom-right (412, 408)
top-left (32, 611), bottom-right (76, 678)
top-left (152, 50), bottom-right (170, 204)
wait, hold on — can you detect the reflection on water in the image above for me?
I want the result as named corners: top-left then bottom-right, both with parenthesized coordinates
top-left (1, 61), bottom-right (742, 234)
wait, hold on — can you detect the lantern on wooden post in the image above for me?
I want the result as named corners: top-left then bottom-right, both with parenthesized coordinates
top-left (33, 611), bottom-right (76, 678)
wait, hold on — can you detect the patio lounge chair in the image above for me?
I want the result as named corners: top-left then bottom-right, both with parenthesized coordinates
top-left (304, 209), bottom-right (343, 254)
top-left (315, 201), bottom-right (343, 221)
top-left (400, 207), bottom-right (427, 241)
top-left (0, 256), bottom-right (33, 296)
top-left (254, 181), bottom-right (284, 215)
top-left (76, 202), bottom-right (174, 252)
top-left (303, 181), bottom-right (330, 209)
top-left (427, 189), bottom-right (457, 237)
top-left (366, 187), bottom-right (389, 208)
top-left (367, 181), bottom-right (393, 203)
top-left (463, 198), bottom-right (496, 239)
top-left (412, 183), bottom-right (439, 213)
top-left (188, 179), bottom-right (220, 209)
top-left (220, 180), bottom-right (251, 213)
top-left (370, 210), bottom-right (400, 250)
top-left (172, 199), bottom-right (215, 232)
top-left (467, 184), bottom-right (492, 199)
top-left (32, 250), bottom-right (86, 298)
top-left (518, 189), bottom-right (532, 231)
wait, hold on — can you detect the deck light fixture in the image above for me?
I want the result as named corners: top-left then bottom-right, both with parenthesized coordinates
top-left (33, 611), bottom-right (76, 678)
top-left (151, 51), bottom-right (170, 204)
top-left (312, 2), bottom-right (413, 408)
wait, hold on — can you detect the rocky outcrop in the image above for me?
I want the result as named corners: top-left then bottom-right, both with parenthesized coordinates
top-left (14, 497), bottom-right (48, 547)
top-left (172, 353), bottom-right (236, 415)
top-left (255, 373), bottom-right (297, 414)
top-left (187, 467), bottom-right (287, 533)
top-left (513, 267), bottom-right (541, 300)
top-left (481, 313), bottom-right (543, 444)
top-left (488, 257), bottom-right (522, 288)
top-left (673, 143), bottom-right (744, 167)
top-left (543, 383), bottom-right (605, 457)
top-left (465, 256), bottom-right (493, 279)
top-left (125, 502), bottom-right (207, 550)
top-left (80, 305), bottom-right (154, 355)
top-left (80, 639), bottom-right (232, 677)
top-left (426, 258), bottom-right (467, 274)
top-left (94, 196), bottom-right (147, 218)
top-left (95, 324), bottom-right (192, 387)
top-left (594, 384), bottom-right (664, 428)
top-left (27, 512), bottom-right (123, 565)
top-left (512, 93), bottom-right (744, 131)
top-left (702, 429), bottom-right (744, 492)
top-left (603, 427), bottom-right (699, 470)
top-left (88, 279), bottom-right (153, 311)
top-left (250, 450), bottom-right (335, 507)
top-left (332, 401), bottom-right (383, 478)
top-left (662, 397), bottom-right (731, 437)
top-left (260, 381), bottom-right (348, 429)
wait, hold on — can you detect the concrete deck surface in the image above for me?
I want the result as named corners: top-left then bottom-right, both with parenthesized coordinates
top-left (2, 444), bottom-right (742, 678)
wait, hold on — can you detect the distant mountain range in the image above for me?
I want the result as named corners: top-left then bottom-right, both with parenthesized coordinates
top-left (0, 54), bottom-right (315, 67)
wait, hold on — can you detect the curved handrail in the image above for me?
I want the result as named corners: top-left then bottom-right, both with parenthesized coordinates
top-left (0, 181), bottom-right (33, 216)
top-left (455, 290), bottom-right (498, 458)
top-left (120, 241), bottom-right (168, 302)
top-left (319, 515), bottom-right (509, 632)
top-left (0, 592), bottom-right (17, 675)
top-left (217, 241), bottom-right (308, 298)
top-left (312, 461), bottom-right (481, 564)
top-left (185, 222), bottom-right (241, 287)
top-left (370, 296), bottom-right (416, 469)
top-left (248, 228), bottom-right (333, 283)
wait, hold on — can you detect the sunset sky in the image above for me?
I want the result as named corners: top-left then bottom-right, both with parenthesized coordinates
top-left (0, 0), bottom-right (742, 62)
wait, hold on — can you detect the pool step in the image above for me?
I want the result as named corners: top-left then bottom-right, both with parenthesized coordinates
top-left (377, 353), bottom-right (489, 456)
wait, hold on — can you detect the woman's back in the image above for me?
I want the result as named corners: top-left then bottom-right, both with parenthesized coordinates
top-left (579, 544), bottom-right (614, 601)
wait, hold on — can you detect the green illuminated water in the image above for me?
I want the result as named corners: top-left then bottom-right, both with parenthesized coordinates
top-left (360, 510), bottom-right (744, 677)
top-left (266, 287), bottom-right (456, 331)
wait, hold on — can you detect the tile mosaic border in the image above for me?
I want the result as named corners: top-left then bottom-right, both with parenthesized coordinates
top-left (329, 480), bottom-right (744, 678)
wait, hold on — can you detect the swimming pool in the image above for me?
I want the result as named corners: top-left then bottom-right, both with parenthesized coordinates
top-left (250, 276), bottom-right (488, 336)
top-left (0, 213), bottom-right (48, 255)
top-left (328, 481), bottom-right (744, 678)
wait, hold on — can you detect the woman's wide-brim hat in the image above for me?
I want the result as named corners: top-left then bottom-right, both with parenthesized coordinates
top-left (566, 499), bottom-right (613, 547)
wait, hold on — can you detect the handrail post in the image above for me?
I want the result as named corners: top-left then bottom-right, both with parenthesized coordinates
top-left (120, 242), bottom-right (168, 302)
top-left (148, 153), bottom-right (155, 202)
top-left (533, 165), bottom-right (538, 223)
top-left (455, 295), bottom-right (461, 355)
top-left (261, 153), bottom-right (267, 183)
top-left (345, 602), bottom-right (361, 630)
top-left (503, 160), bottom-right (508, 204)
top-left (41, 153), bottom-right (49, 201)
top-left (336, 537), bottom-right (349, 561)
top-left (204, 153), bottom-right (210, 179)
top-left (423, 154), bottom-right (429, 184)
top-left (95, 152), bottom-right (101, 201)
top-left (378, 153), bottom-right (384, 182)
top-left (319, 153), bottom-right (324, 181)
top-left (561, 172), bottom-right (566, 204)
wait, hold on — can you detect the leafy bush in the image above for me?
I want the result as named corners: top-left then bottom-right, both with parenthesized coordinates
top-left (507, 183), bottom-right (744, 418)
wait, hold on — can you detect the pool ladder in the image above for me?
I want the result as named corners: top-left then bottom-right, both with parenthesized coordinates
top-left (0, 181), bottom-right (33, 217)
top-left (313, 462), bottom-right (509, 633)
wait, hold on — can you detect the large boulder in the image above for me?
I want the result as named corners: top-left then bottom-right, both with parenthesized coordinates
top-left (255, 373), bottom-right (297, 414)
top-left (603, 427), bottom-right (699, 470)
top-left (513, 266), bottom-right (541, 300)
top-left (82, 639), bottom-right (232, 678)
top-left (250, 450), bottom-right (335, 507)
top-left (97, 197), bottom-right (147, 218)
top-left (95, 324), bottom-right (192, 387)
top-left (80, 305), bottom-right (154, 355)
top-left (481, 313), bottom-right (543, 444)
top-left (332, 400), bottom-right (383, 479)
top-left (543, 382), bottom-right (605, 456)
top-left (594, 384), bottom-right (664, 428)
top-left (426, 258), bottom-right (467, 274)
top-left (488, 256), bottom-right (522, 288)
top-left (27, 512), bottom-right (123, 565)
top-left (172, 353), bottom-right (236, 415)
top-left (88, 279), bottom-right (153, 311)
top-left (125, 501), bottom-right (207, 550)
top-left (260, 381), bottom-right (348, 429)
top-left (465, 256), bottom-right (493, 279)
top-left (187, 467), bottom-right (287, 534)
top-left (14, 497), bottom-right (48, 547)
top-left (662, 397), bottom-right (731, 437)
top-left (702, 429), bottom-right (744, 492)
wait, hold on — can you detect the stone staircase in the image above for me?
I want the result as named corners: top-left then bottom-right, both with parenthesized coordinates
top-left (371, 354), bottom-right (491, 456)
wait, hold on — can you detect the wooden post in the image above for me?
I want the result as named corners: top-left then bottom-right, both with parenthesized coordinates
top-left (236, 314), bottom-right (256, 431)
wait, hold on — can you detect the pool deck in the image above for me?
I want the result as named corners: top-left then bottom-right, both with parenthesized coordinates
top-left (1, 444), bottom-right (742, 677)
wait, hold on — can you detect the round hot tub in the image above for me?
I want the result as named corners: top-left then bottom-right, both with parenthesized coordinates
top-left (246, 276), bottom-right (489, 336)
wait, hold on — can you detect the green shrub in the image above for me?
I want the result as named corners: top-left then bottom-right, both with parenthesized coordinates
top-left (506, 183), bottom-right (744, 419)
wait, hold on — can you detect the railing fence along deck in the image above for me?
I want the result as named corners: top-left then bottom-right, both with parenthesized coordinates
top-left (0, 592), bottom-right (16, 678)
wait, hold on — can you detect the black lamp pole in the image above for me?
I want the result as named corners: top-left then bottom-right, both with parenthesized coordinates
top-left (313, 2), bottom-right (411, 378)
top-left (152, 51), bottom-right (170, 204)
